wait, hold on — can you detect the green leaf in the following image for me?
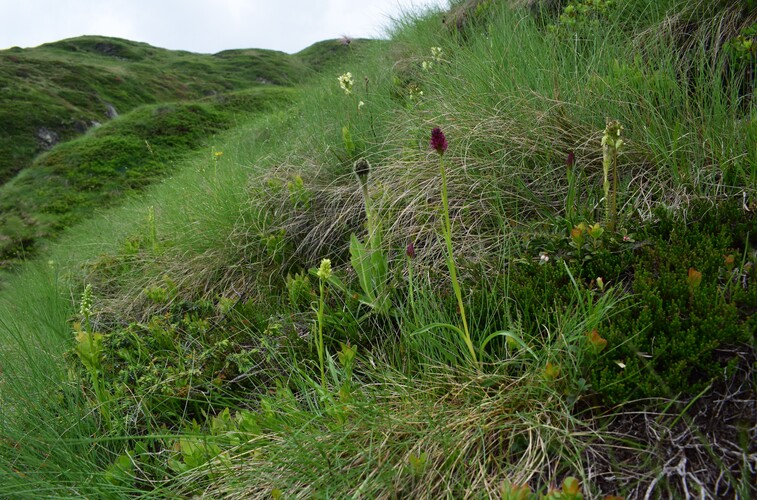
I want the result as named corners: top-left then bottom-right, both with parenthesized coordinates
top-left (74, 327), bottom-right (104, 374)
top-left (104, 452), bottom-right (134, 487)
top-left (350, 233), bottom-right (377, 304)
top-left (342, 125), bottom-right (355, 156)
top-left (480, 330), bottom-right (539, 361)
top-left (411, 322), bottom-right (465, 337)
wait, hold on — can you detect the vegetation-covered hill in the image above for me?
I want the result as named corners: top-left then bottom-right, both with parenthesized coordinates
top-left (0, 35), bottom-right (374, 182)
top-left (0, 1), bottom-right (755, 498)
top-left (0, 36), bottom-right (374, 268)
top-left (0, 36), bottom-right (296, 181)
top-left (0, 87), bottom-right (295, 267)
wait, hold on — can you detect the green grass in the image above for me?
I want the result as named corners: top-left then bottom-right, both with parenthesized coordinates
top-left (0, 87), bottom-right (297, 270)
top-left (296, 37), bottom-right (384, 73)
top-left (0, 36), bottom-right (290, 182)
top-left (0, 35), bottom-right (380, 270)
top-left (0, 35), bottom-right (377, 184)
top-left (0, 1), bottom-right (755, 498)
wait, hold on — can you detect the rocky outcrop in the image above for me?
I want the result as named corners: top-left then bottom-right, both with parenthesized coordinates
top-left (36, 127), bottom-right (59, 150)
top-left (104, 102), bottom-right (118, 119)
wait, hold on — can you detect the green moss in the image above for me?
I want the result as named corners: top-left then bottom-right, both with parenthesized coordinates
top-left (590, 201), bottom-right (756, 403)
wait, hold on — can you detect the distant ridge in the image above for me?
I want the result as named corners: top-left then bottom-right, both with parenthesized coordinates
top-left (0, 34), bottom-right (375, 265)
top-left (0, 35), bottom-right (376, 184)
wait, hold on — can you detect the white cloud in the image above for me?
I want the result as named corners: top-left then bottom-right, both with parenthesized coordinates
top-left (0, 0), bottom-right (447, 54)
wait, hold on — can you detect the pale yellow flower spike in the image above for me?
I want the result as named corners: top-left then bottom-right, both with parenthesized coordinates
top-left (317, 258), bottom-right (332, 280)
top-left (338, 72), bottom-right (354, 95)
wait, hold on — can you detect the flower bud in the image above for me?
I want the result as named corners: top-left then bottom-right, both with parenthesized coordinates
top-left (317, 259), bottom-right (332, 280)
top-left (566, 150), bottom-right (575, 169)
top-left (406, 242), bottom-right (416, 259)
top-left (430, 127), bottom-right (448, 155)
top-left (354, 158), bottom-right (370, 181)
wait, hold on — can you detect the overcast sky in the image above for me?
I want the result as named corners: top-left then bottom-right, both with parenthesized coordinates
top-left (0, 0), bottom-right (448, 54)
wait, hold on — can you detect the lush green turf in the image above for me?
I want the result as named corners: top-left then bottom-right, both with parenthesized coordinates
top-left (0, 35), bottom-right (374, 183)
top-left (0, 36), bottom-right (292, 182)
top-left (0, 1), bottom-right (755, 498)
top-left (0, 87), bottom-right (296, 268)
top-left (0, 35), bottom-right (376, 270)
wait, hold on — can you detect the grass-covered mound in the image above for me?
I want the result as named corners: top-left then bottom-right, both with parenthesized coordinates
top-left (0, 87), bottom-right (296, 269)
top-left (0, 37), bottom-right (298, 182)
top-left (0, 36), bottom-right (379, 269)
top-left (0, 35), bottom-right (375, 186)
top-left (0, 0), bottom-right (755, 498)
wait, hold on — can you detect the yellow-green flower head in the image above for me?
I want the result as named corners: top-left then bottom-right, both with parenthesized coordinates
top-left (317, 258), bottom-right (332, 280)
top-left (79, 283), bottom-right (93, 318)
top-left (431, 46), bottom-right (443, 62)
top-left (601, 120), bottom-right (623, 150)
top-left (338, 72), bottom-right (354, 95)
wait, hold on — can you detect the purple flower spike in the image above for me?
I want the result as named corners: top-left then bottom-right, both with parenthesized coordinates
top-left (430, 127), bottom-right (448, 155)
top-left (566, 150), bottom-right (575, 169)
top-left (406, 242), bottom-right (416, 258)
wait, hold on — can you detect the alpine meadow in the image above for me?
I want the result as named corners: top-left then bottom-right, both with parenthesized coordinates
top-left (0, 0), bottom-right (755, 498)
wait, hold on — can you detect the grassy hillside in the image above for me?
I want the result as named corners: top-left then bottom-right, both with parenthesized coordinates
top-left (0, 1), bottom-right (755, 498)
top-left (296, 37), bottom-right (382, 72)
top-left (0, 87), bottom-right (295, 268)
top-left (0, 35), bottom-right (372, 184)
top-left (0, 36), bottom-right (296, 182)
top-left (0, 36), bottom-right (375, 269)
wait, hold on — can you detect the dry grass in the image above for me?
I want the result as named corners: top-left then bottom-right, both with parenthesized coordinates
top-left (176, 363), bottom-right (610, 499)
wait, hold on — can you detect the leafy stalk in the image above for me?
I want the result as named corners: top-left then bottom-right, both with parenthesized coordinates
top-left (432, 128), bottom-right (478, 366)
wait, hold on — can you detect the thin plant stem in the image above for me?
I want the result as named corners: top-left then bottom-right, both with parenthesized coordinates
top-left (407, 254), bottom-right (418, 325)
top-left (317, 277), bottom-right (326, 388)
top-left (315, 258), bottom-right (332, 389)
top-left (439, 156), bottom-right (478, 366)
top-left (360, 180), bottom-right (373, 240)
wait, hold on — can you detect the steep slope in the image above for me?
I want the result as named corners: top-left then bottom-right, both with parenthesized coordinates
top-left (0, 87), bottom-right (296, 267)
top-left (0, 1), bottom-right (754, 498)
top-left (0, 36), bottom-right (375, 267)
top-left (0, 36), bottom-right (308, 183)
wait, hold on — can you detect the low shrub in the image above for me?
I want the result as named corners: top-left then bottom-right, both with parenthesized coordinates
top-left (507, 199), bottom-right (755, 405)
